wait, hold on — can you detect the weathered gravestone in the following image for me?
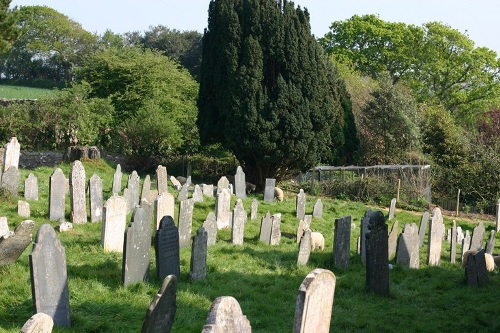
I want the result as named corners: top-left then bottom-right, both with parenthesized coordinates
top-left (178, 198), bottom-right (194, 248)
top-left (69, 160), bottom-right (87, 224)
top-left (155, 216), bottom-right (180, 280)
top-left (202, 184), bottom-right (214, 197)
top-left (112, 164), bottom-right (122, 195)
top-left (0, 216), bottom-right (9, 238)
top-left (450, 221), bottom-right (457, 263)
top-left (388, 198), bottom-right (397, 220)
top-left (122, 188), bottom-right (133, 214)
top-left (232, 199), bottom-right (246, 245)
top-left (263, 178), bottom-right (276, 203)
top-left (418, 211), bottom-right (430, 247)
top-left (193, 184), bottom-right (203, 203)
top-left (18, 200), bottom-right (30, 217)
top-left (251, 199), bottom-right (258, 221)
top-left (334, 216), bottom-right (351, 269)
top-left (297, 219), bottom-right (306, 244)
top-left (127, 171), bottom-right (141, 210)
top-left (1, 166), bottom-right (20, 196)
top-left (259, 211), bottom-right (272, 244)
top-left (360, 209), bottom-right (374, 265)
top-left (29, 224), bottom-right (70, 327)
top-left (154, 192), bottom-right (175, 230)
top-left (462, 230), bottom-right (471, 259)
top-left (365, 211), bottom-right (389, 297)
top-left (141, 175), bottom-right (151, 202)
top-left (24, 173), bottom-right (38, 201)
top-left (101, 195), bottom-right (127, 252)
top-left (216, 176), bottom-right (230, 194)
top-left (485, 230), bottom-right (495, 254)
top-left (303, 215), bottom-right (312, 229)
top-left (122, 207), bottom-right (151, 286)
top-left (215, 188), bottom-right (231, 229)
top-left (0, 219), bottom-right (35, 266)
top-left (470, 221), bottom-right (486, 251)
top-left (457, 226), bottom-right (464, 243)
top-left (20, 312), bottom-right (54, 333)
top-left (270, 213), bottom-right (281, 245)
top-left (388, 220), bottom-right (399, 260)
top-left (312, 199), bottom-right (323, 218)
top-left (293, 268), bottom-right (336, 333)
top-left (234, 166), bottom-right (247, 199)
top-left (89, 174), bottom-right (103, 223)
top-left (156, 165), bottom-right (168, 195)
top-left (49, 168), bottom-right (66, 221)
top-left (465, 249), bottom-right (489, 286)
top-left (141, 274), bottom-right (177, 333)
top-left (141, 198), bottom-right (154, 231)
top-left (201, 296), bottom-right (251, 333)
top-left (396, 223), bottom-right (419, 269)
top-left (177, 183), bottom-right (189, 202)
top-left (3, 137), bottom-right (20, 172)
top-left (170, 176), bottom-right (182, 191)
top-left (190, 227), bottom-right (208, 281)
top-left (427, 207), bottom-right (444, 266)
top-left (296, 189), bottom-right (306, 220)
top-left (203, 212), bottom-right (217, 246)
top-left (297, 229), bottom-right (312, 266)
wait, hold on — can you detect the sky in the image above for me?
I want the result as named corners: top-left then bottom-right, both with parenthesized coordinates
top-left (9, 0), bottom-right (500, 55)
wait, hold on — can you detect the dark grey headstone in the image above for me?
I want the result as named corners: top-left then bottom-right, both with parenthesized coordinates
top-left (202, 212), bottom-right (217, 246)
top-left (360, 209), bottom-right (374, 264)
top-left (190, 227), bottom-right (208, 281)
top-left (259, 211), bottom-right (272, 244)
top-left (234, 166), bottom-right (246, 199)
top-left (0, 220), bottom-right (35, 266)
top-left (263, 178), bottom-right (276, 203)
top-left (141, 175), bottom-right (151, 202)
top-left (251, 199), bottom-right (258, 221)
top-left (297, 229), bottom-right (312, 266)
top-left (122, 207), bottom-right (151, 286)
top-left (201, 296), bottom-right (251, 333)
top-left (24, 173), bottom-right (38, 201)
top-left (396, 223), bottom-right (419, 268)
top-left (365, 211), bottom-right (389, 297)
top-left (312, 199), bottom-right (323, 218)
top-left (334, 216), bottom-right (351, 269)
top-left (29, 224), bottom-right (71, 327)
top-left (465, 249), bottom-right (489, 286)
top-left (418, 211), bottom-right (430, 247)
top-left (231, 199), bottom-right (246, 245)
top-left (155, 216), bottom-right (180, 280)
top-left (112, 164), bottom-right (122, 195)
top-left (1, 166), bottom-right (20, 196)
top-left (141, 275), bottom-right (177, 333)
top-left (296, 189), bottom-right (306, 220)
top-left (470, 221), bottom-right (486, 251)
top-left (450, 221), bottom-right (457, 263)
top-left (388, 220), bottom-right (399, 260)
top-left (178, 198), bottom-right (194, 248)
top-left (427, 207), bottom-right (444, 266)
top-left (69, 160), bottom-right (86, 224)
top-left (89, 174), bottom-right (103, 223)
top-left (156, 165), bottom-right (168, 195)
top-left (485, 230), bottom-right (495, 254)
top-left (388, 198), bottom-right (396, 220)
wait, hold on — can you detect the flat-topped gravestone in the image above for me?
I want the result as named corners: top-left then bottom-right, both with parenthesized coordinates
top-left (18, 200), bottom-right (30, 217)
top-left (201, 296), bottom-right (251, 333)
top-left (216, 188), bottom-right (231, 229)
top-left (141, 175), bottom-right (152, 202)
top-left (1, 165), bottom-right (20, 196)
top-left (127, 171), bottom-right (141, 210)
top-left (178, 198), bottom-right (194, 248)
top-left (312, 199), bottom-right (323, 218)
top-left (334, 216), bottom-right (351, 269)
top-left (297, 229), bottom-right (312, 266)
top-left (203, 212), bottom-right (217, 246)
top-left (388, 198), bottom-right (396, 220)
top-left (231, 199), bottom-right (246, 245)
top-left (122, 208), bottom-right (151, 286)
top-left (216, 176), bottom-right (230, 194)
top-left (112, 164), bottom-right (122, 195)
top-left (24, 173), bottom-right (38, 201)
top-left (190, 227), bottom-right (208, 281)
top-left (259, 211), bottom-right (272, 244)
top-left (156, 165), bottom-right (168, 195)
top-left (154, 192), bottom-right (175, 230)
top-left (101, 195), bottom-right (127, 252)
top-left (251, 199), bottom-right (258, 221)
top-left (270, 213), bottom-right (281, 245)
top-left (20, 312), bottom-right (54, 333)
top-left (177, 183), bottom-right (189, 202)
top-left (465, 249), bottom-right (489, 286)
top-left (234, 166), bottom-right (247, 199)
top-left (360, 209), bottom-right (374, 264)
top-left (141, 274), bottom-right (177, 333)
top-left (193, 184), bottom-right (203, 203)
top-left (263, 178), bottom-right (276, 203)
top-left (462, 230), bottom-right (471, 259)
top-left (29, 224), bottom-right (70, 327)
top-left (485, 230), bottom-right (495, 254)
top-left (388, 220), bottom-right (399, 260)
top-left (296, 189), bottom-right (306, 220)
top-left (69, 160), bottom-right (87, 224)
top-left (396, 223), bottom-right (419, 268)
top-left (293, 268), bottom-right (336, 333)
top-left (170, 176), bottom-right (182, 191)
top-left (3, 137), bottom-right (20, 172)
top-left (470, 221), bottom-right (486, 251)
top-left (450, 221), bottom-right (457, 263)
top-left (427, 207), bottom-right (444, 266)
top-left (202, 184), bottom-right (214, 197)
top-left (297, 219), bottom-right (306, 244)
top-left (365, 211), bottom-right (389, 297)
top-left (418, 211), bottom-right (430, 247)
top-left (0, 219), bottom-right (35, 266)
top-left (89, 174), bottom-right (103, 223)
top-left (155, 216), bottom-right (180, 280)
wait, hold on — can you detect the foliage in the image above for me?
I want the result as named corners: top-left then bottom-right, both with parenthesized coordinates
top-left (0, 0), bottom-right (19, 54)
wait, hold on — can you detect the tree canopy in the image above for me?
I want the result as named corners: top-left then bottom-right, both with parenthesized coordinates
top-left (0, 0), bottom-right (19, 54)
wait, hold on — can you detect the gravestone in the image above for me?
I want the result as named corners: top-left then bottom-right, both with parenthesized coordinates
top-left (112, 164), bottom-right (122, 195)
top-left (396, 223), bottom-right (419, 268)
top-left (297, 229), bottom-right (312, 266)
top-left (216, 176), bottom-right (230, 194)
top-left (365, 211), bottom-right (389, 297)
top-left (0, 220), bottom-right (35, 266)
top-left (202, 184), bottom-right (214, 197)
top-left (201, 296), bottom-right (251, 333)
top-left (457, 226), bottom-right (464, 243)
top-left (190, 227), bottom-right (208, 281)
top-left (178, 198), bottom-right (194, 248)
top-left (18, 200), bottom-right (30, 217)
top-left (234, 166), bottom-right (246, 199)
top-left (203, 212), bottom-right (217, 246)
top-left (49, 168), bottom-right (66, 221)
top-left (293, 268), bottom-right (336, 333)
top-left (177, 183), bottom-right (189, 202)
top-left (232, 199), bottom-right (246, 245)
top-left (297, 219), bottom-right (306, 244)
top-left (24, 173), bottom-right (38, 201)
top-left (270, 213), bottom-right (282, 246)
top-left (296, 189), bottom-right (306, 220)
top-left (312, 199), bottom-right (323, 218)
top-left (122, 188), bottom-right (133, 214)
top-left (334, 216), bottom-right (351, 269)
top-left (485, 230), bottom-right (495, 254)
top-left (388, 220), bottom-right (399, 260)
top-left (141, 175), bottom-right (151, 202)
top-left (215, 188), bottom-right (231, 229)
top-left (156, 165), bottom-right (168, 195)
top-left (470, 221), bottom-right (486, 251)
top-left (193, 184), bottom-right (203, 203)
top-left (303, 215), bottom-right (312, 229)
top-left (89, 174), bottom-right (103, 223)
top-left (3, 137), bottom-right (20, 171)
top-left (122, 207), bottom-right (151, 286)
top-left (127, 171), bottom-right (141, 210)
top-left (20, 312), bottom-right (54, 333)
top-left (388, 198), bottom-right (397, 220)
top-left (465, 249), bottom-right (489, 287)
top-left (263, 178), bottom-right (276, 203)
top-left (0, 216), bottom-right (8, 238)
top-left (427, 207), bottom-right (444, 266)
top-left (1, 166), bottom-right (20, 196)
top-left (155, 216), bottom-right (180, 280)
top-left (69, 160), bottom-right (87, 224)
top-left (251, 199), bottom-right (258, 221)
top-left (101, 195), bottom-right (127, 252)
top-left (154, 192), bottom-right (175, 230)
top-left (141, 274), bottom-right (177, 333)
top-left (29, 224), bottom-right (70, 327)
top-left (450, 221), bottom-right (457, 263)
top-left (170, 176), bottom-right (182, 191)
top-left (418, 211), bottom-right (430, 247)
top-left (360, 209), bottom-right (374, 265)
top-left (141, 199), bottom-right (154, 232)
top-left (462, 230), bottom-right (471, 258)
top-left (259, 211), bottom-right (272, 244)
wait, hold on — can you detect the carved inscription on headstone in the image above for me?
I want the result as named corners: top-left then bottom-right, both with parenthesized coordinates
top-left (155, 216), bottom-right (180, 280)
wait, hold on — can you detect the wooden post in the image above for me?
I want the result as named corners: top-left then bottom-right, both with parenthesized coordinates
top-left (456, 189), bottom-right (461, 216)
top-left (396, 178), bottom-right (401, 202)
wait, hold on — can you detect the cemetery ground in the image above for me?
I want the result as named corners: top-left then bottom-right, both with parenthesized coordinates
top-left (0, 85), bottom-right (55, 99)
top-left (0, 159), bottom-right (499, 332)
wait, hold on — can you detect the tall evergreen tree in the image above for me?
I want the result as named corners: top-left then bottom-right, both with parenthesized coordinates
top-left (0, 0), bottom-right (18, 54)
top-left (198, 0), bottom-right (354, 186)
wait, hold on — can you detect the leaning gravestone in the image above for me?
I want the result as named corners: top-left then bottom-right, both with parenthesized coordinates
top-left (112, 164), bottom-right (122, 195)
top-left (388, 198), bottom-right (397, 220)
top-left (178, 198), bottom-right (194, 248)
top-left (388, 220), bottom-right (399, 260)
top-left (69, 160), bottom-right (87, 224)
top-left (193, 184), bottom-right (203, 203)
top-left (297, 229), bottom-right (312, 266)
top-left (18, 200), bottom-right (30, 217)
top-left (234, 166), bottom-right (247, 199)
top-left (141, 175), bottom-right (152, 202)
top-left (334, 216), bottom-right (351, 269)
top-left (0, 219), bottom-right (35, 266)
top-left (450, 221), bottom-right (457, 263)
top-left (485, 230), bottom-right (495, 254)
top-left (365, 211), bottom-right (389, 297)
top-left (170, 176), bottom-right (182, 191)
top-left (141, 274), bottom-right (177, 333)
top-left (101, 195), bottom-right (127, 252)
top-left (216, 188), bottom-right (231, 229)
top-left (396, 223), bottom-right (419, 269)
top-left (1, 165), bottom-right (20, 196)
top-left (296, 189), bottom-right (306, 220)
top-left (263, 178), bottom-right (276, 203)
top-left (427, 207), bottom-right (444, 266)
top-left (127, 171), bottom-right (141, 210)
top-left (154, 192), bottom-right (175, 230)
top-left (190, 227), bottom-right (208, 281)
top-left (89, 174), bottom-right (103, 223)
top-left (29, 224), bottom-right (71, 327)
top-left (49, 168), bottom-right (66, 221)
top-left (156, 165), bottom-right (168, 195)
top-left (24, 173), bottom-right (38, 201)
top-left (251, 199), bottom-right (258, 221)
top-left (216, 176), bottom-right (230, 194)
top-left (270, 213), bottom-right (282, 245)
top-left (202, 212), bottom-right (217, 246)
top-left (231, 199), bottom-right (246, 245)
top-left (122, 207), bottom-right (151, 286)
top-left (259, 211), bottom-right (273, 244)
top-left (465, 249), bottom-right (489, 287)
top-left (462, 230), bottom-right (471, 259)
top-left (297, 219), bottom-right (306, 244)
top-left (312, 199), bottom-right (323, 218)
top-left (418, 211), bottom-right (430, 247)
top-left (201, 296), bottom-right (251, 333)
top-left (470, 221), bottom-right (486, 251)
top-left (293, 268), bottom-right (336, 333)
top-left (3, 137), bottom-right (20, 172)
top-left (360, 209), bottom-right (374, 265)
top-left (155, 216), bottom-right (180, 280)
top-left (20, 312), bottom-right (54, 333)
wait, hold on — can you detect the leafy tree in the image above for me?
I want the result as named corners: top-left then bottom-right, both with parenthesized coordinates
top-left (198, 0), bottom-right (353, 185)
top-left (0, 0), bottom-right (19, 54)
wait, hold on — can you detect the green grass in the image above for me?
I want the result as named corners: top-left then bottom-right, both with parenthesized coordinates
top-left (0, 85), bottom-right (57, 99)
top-left (0, 159), bottom-right (499, 332)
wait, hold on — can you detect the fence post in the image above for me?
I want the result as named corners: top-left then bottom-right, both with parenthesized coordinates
top-left (456, 189), bottom-right (461, 216)
top-left (397, 178), bottom-right (401, 202)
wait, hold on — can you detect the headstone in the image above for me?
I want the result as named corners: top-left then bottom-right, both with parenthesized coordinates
top-left (231, 199), bottom-right (246, 245)
top-left (388, 198), bottom-right (397, 220)
top-left (251, 199), bottom-right (258, 221)
top-left (396, 223), bottom-right (419, 268)
top-left (29, 224), bottom-right (70, 327)
top-left (170, 176), bottom-right (182, 191)
top-left (303, 215), bottom-right (312, 229)
top-left (215, 188), bottom-right (231, 229)
top-left (450, 221), bottom-right (457, 263)
top-left (312, 199), bottom-right (323, 218)
top-left (470, 221), bottom-right (486, 251)
top-left (20, 312), bottom-right (54, 333)
top-left (1, 165), bottom-right (20, 195)
top-left (216, 176), bottom-right (230, 194)
top-left (201, 296), bottom-right (251, 333)
top-left (58, 221), bottom-right (73, 232)
top-left (0, 220), bottom-right (35, 266)
top-left (193, 184), bottom-right (203, 203)
top-left (496, 199), bottom-right (500, 232)
top-left (293, 268), bottom-right (336, 333)
top-left (127, 171), bottom-right (141, 211)
top-left (122, 187), bottom-right (133, 214)
top-left (156, 165), bottom-right (168, 195)
top-left (141, 275), bottom-right (177, 333)
top-left (297, 229), bottom-right (312, 266)
top-left (141, 198), bottom-right (154, 231)
top-left (427, 207), bottom-right (444, 266)
top-left (3, 137), bottom-right (20, 172)
top-left (485, 230), bottom-right (495, 254)
top-left (177, 183), bottom-right (189, 202)
top-left (69, 160), bottom-right (87, 224)
top-left (334, 216), bottom-right (351, 269)
top-left (186, 176), bottom-right (192, 186)
top-left (388, 220), bottom-right (399, 260)
top-left (297, 219), bottom-right (306, 244)
top-left (263, 178), bottom-right (276, 203)
top-left (203, 212), bottom-right (217, 246)
top-left (296, 189), bottom-right (306, 220)
top-left (365, 211), bottom-right (389, 297)
top-left (122, 207), bottom-right (151, 286)
top-left (202, 184), bottom-right (214, 197)
top-left (190, 227), bottom-right (208, 281)
top-left (457, 226), bottom-right (464, 243)
top-left (89, 174), bottom-right (103, 223)
top-left (178, 198), bottom-right (194, 248)
top-left (155, 216), bottom-right (180, 279)
top-left (418, 211), bottom-right (430, 247)
top-left (270, 213), bottom-right (282, 245)
top-left (49, 168), bottom-right (67, 221)
top-left (259, 211), bottom-right (272, 244)
top-left (360, 209), bottom-right (374, 264)
top-left (465, 249), bottom-right (489, 287)
top-left (154, 192), bottom-right (175, 230)
top-left (24, 173), bottom-right (38, 201)
top-left (0, 216), bottom-right (8, 238)
top-left (112, 164), bottom-right (122, 195)
top-left (101, 195), bottom-right (127, 252)
top-left (141, 175), bottom-right (152, 202)
top-left (462, 230), bottom-right (471, 259)
top-left (18, 200), bottom-right (30, 217)
top-left (234, 166), bottom-right (247, 199)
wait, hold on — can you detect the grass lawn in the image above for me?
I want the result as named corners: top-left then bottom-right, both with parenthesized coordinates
top-left (0, 85), bottom-right (57, 99)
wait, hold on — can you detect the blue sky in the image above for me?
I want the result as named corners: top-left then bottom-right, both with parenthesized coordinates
top-left (10, 0), bottom-right (500, 55)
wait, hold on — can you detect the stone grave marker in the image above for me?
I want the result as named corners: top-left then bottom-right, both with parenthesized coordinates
top-left (0, 220), bottom-right (35, 266)
top-left (303, 215), bottom-right (312, 229)
top-left (122, 188), bottom-right (133, 214)
top-left (215, 188), bottom-right (231, 229)
top-left (3, 137), bottom-right (20, 172)
top-left (202, 184), bottom-right (214, 197)
top-left (193, 184), bottom-right (203, 203)
top-left (388, 198), bottom-right (397, 220)
top-left (101, 195), bottom-right (127, 252)
top-left (0, 216), bottom-right (8, 238)
top-left (427, 207), bottom-right (444, 266)
top-left (24, 173), bottom-right (38, 201)
top-left (1, 166), bottom-right (20, 196)
top-left (202, 212), bottom-right (217, 246)
top-left (177, 183), bottom-right (189, 202)
top-left (178, 198), bottom-right (194, 248)
top-left (251, 199), bottom-right (258, 221)
top-left (190, 227), bottom-right (208, 281)
top-left (312, 199), bottom-right (323, 218)
top-left (297, 229), bottom-right (312, 266)
top-left (470, 221), bottom-right (486, 251)
top-left (450, 221), bottom-right (457, 263)
top-left (216, 176), bottom-right (230, 194)
top-left (365, 211), bottom-right (389, 297)
top-left (201, 296), bottom-right (251, 333)
top-left (293, 268), bottom-right (336, 333)
top-left (457, 226), bottom-right (464, 243)
top-left (140, 198), bottom-right (154, 231)
top-left (127, 171), bottom-right (141, 210)
top-left (263, 178), bottom-right (276, 203)
top-left (141, 175), bottom-right (151, 202)
top-left (485, 230), bottom-right (495, 254)
top-left (154, 192), bottom-right (175, 230)
top-left (360, 209), bottom-right (374, 265)
top-left (297, 219), bottom-right (306, 244)
top-left (170, 176), bottom-right (182, 191)
top-left (20, 312), bottom-right (54, 333)
top-left (418, 211), bottom-right (430, 247)
top-left (141, 274), bottom-right (177, 333)
top-left (231, 199), bottom-right (246, 245)
top-left (396, 223), bottom-right (419, 268)
top-left (259, 211), bottom-right (272, 244)
top-left (49, 168), bottom-right (67, 221)
top-left (156, 165), bottom-right (168, 195)
top-left (465, 249), bottom-right (489, 287)
top-left (155, 216), bottom-right (180, 280)
top-left (296, 189), bottom-right (306, 220)
top-left (112, 164), bottom-right (122, 194)
top-left (388, 220), bottom-right (399, 260)
top-left (234, 166), bottom-right (247, 199)
top-left (462, 230), bottom-right (471, 259)
top-left (69, 160), bottom-right (87, 224)
top-left (89, 174), bottom-right (103, 223)
top-left (18, 200), bottom-right (30, 217)
top-left (29, 224), bottom-right (71, 327)
top-left (270, 213), bottom-right (282, 245)
top-left (122, 207), bottom-right (151, 286)
top-left (334, 216), bottom-right (351, 269)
